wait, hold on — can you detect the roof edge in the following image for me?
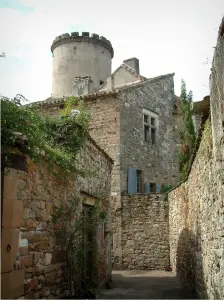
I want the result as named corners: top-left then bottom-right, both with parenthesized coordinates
top-left (117, 72), bottom-right (175, 92)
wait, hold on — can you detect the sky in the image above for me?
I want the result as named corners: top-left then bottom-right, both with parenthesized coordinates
top-left (0, 0), bottom-right (223, 102)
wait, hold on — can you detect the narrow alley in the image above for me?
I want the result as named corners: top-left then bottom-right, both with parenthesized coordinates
top-left (99, 270), bottom-right (196, 299)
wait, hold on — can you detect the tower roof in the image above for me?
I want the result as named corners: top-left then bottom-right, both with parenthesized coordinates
top-left (51, 32), bottom-right (114, 58)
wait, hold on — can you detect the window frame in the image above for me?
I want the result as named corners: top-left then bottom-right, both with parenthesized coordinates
top-left (142, 109), bottom-right (159, 145)
top-left (136, 170), bottom-right (141, 193)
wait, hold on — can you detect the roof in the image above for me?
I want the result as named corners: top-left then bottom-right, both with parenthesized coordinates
top-left (98, 62), bottom-right (147, 90)
top-left (116, 72), bottom-right (175, 92)
top-left (32, 72), bottom-right (175, 107)
top-left (87, 134), bottom-right (114, 164)
top-left (31, 90), bottom-right (118, 107)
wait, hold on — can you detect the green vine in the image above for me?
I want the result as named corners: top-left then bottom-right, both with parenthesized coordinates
top-left (161, 184), bottom-right (174, 193)
top-left (1, 95), bottom-right (91, 178)
top-left (200, 118), bottom-right (212, 158)
top-left (51, 197), bottom-right (107, 298)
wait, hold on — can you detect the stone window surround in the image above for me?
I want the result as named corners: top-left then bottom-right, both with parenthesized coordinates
top-left (142, 108), bottom-right (159, 144)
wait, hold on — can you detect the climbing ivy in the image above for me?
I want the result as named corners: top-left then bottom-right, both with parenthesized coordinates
top-left (52, 197), bottom-right (107, 298)
top-left (179, 80), bottom-right (196, 180)
top-left (1, 95), bottom-right (91, 177)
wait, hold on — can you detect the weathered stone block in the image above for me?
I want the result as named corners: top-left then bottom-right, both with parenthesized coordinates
top-left (19, 246), bottom-right (29, 256)
top-left (20, 254), bottom-right (33, 267)
top-left (40, 253), bottom-right (52, 266)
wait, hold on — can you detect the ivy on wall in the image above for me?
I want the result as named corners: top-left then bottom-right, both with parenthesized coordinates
top-left (1, 95), bottom-right (91, 177)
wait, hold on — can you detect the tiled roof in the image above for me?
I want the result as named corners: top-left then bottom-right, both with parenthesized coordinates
top-left (31, 90), bottom-right (118, 106)
top-left (32, 72), bottom-right (175, 106)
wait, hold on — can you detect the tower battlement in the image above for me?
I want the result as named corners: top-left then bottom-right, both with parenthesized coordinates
top-left (51, 32), bottom-right (113, 58)
top-left (51, 31), bottom-right (113, 98)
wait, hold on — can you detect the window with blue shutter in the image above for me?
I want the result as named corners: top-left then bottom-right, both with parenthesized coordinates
top-left (128, 168), bottom-right (137, 194)
top-left (156, 184), bottom-right (161, 193)
top-left (136, 170), bottom-right (141, 193)
top-left (144, 183), bottom-right (151, 193)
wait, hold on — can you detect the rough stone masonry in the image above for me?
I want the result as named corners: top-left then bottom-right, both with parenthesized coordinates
top-left (168, 17), bottom-right (224, 300)
top-left (121, 194), bottom-right (169, 270)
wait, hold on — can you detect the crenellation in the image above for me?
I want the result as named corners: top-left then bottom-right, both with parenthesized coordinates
top-left (82, 31), bottom-right (89, 37)
top-left (100, 36), bottom-right (107, 43)
top-left (92, 33), bottom-right (99, 39)
top-left (71, 31), bottom-right (79, 37)
top-left (60, 33), bottom-right (70, 39)
top-left (51, 31), bottom-right (114, 97)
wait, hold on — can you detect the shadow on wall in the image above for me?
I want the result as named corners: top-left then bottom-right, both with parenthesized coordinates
top-left (176, 228), bottom-right (208, 299)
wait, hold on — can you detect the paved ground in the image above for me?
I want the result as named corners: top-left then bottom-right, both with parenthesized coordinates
top-left (99, 270), bottom-right (196, 299)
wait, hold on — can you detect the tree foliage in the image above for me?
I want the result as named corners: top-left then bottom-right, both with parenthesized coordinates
top-left (1, 95), bottom-right (91, 177)
top-left (179, 80), bottom-right (196, 180)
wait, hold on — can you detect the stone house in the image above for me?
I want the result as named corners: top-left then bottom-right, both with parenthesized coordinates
top-left (1, 135), bottom-right (113, 299)
top-left (32, 31), bottom-right (182, 269)
top-left (42, 32), bottom-right (181, 196)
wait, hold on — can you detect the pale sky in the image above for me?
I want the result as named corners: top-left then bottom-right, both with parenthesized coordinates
top-left (0, 0), bottom-right (223, 102)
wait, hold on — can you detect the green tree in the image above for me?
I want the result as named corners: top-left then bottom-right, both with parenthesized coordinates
top-left (179, 80), bottom-right (196, 180)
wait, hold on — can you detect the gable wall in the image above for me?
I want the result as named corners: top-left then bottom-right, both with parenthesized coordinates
top-left (99, 67), bottom-right (139, 91)
top-left (119, 76), bottom-right (180, 193)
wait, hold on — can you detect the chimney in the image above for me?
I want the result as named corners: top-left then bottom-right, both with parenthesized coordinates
top-left (72, 76), bottom-right (93, 96)
top-left (123, 57), bottom-right (140, 74)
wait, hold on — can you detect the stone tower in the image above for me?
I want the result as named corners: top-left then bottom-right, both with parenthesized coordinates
top-left (51, 32), bottom-right (114, 98)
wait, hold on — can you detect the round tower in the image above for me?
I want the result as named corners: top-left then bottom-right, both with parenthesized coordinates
top-left (51, 32), bottom-right (114, 98)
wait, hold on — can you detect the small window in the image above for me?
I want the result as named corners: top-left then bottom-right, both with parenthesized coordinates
top-left (151, 128), bottom-right (156, 144)
top-left (150, 183), bottom-right (156, 192)
top-left (136, 170), bottom-right (141, 193)
top-left (99, 80), bottom-right (104, 86)
top-left (144, 124), bottom-right (149, 142)
top-left (143, 110), bottom-right (158, 144)
top-left (144, 115), bottom-right (149, 123)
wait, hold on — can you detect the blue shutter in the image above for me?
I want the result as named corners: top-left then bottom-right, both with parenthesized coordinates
top-left (156, 184), bottom-right (161, 193)
top-left (144, 183), bottom-right (151, 193)
top-left (128, 168), bottom-right (137, 194)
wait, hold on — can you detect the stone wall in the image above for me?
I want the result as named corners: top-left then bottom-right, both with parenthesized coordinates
top-left (85, 95), bottom-right (120, 196)
top-left (84, 95), bottom-right (122, 269)
top-left (168, 17), bottom-right (224, 299)
top-left (210, 17), bottom-right (224, 161)
top-left (1, 137), bottom-right (113, 299)
top-left (121, 194), bottom-right (169, 270)
top-left (119, 75), bottom-right (180, 194)
top-left (168, 120), bottom-right (224, 299)
top-left (40, 94), bottom-right (120, 196)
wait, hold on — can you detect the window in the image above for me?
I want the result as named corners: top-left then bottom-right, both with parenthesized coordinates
top-left (144, 183), bottom-right (161, 193)
top-left (99, 80), bottom-right (104, 86)
top-left (143, 109), bottom-right (158, 144)
top-left (128, 168), bottom-right (143, 194)
top-left (150, 183), bottom-right (156, 193)
top-left (136, 170), bottom-right (141, 193)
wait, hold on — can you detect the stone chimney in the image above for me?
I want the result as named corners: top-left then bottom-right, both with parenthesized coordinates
top-left (72, 76), bottom-right (93, 96)
top-left (123, 57), bottom-right (140, 74)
